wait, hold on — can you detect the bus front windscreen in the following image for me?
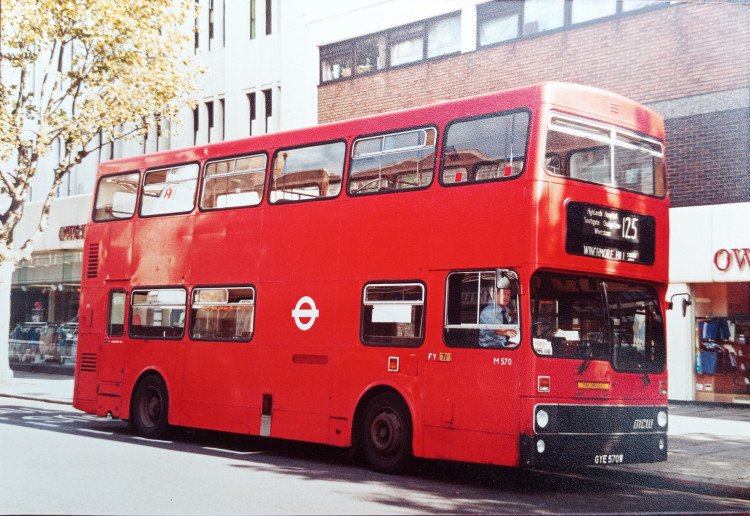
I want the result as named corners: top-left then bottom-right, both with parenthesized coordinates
top-left (530, 272), bottom-right (665, 373)
top-left (545, 113), bottom-right (666, 197)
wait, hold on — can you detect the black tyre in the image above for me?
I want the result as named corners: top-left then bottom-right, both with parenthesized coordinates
top-left (130, 374), bottom-right (170, 439)
top-left (361, 392), bottom-right (412, 474)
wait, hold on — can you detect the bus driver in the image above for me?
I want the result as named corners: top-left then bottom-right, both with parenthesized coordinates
top-left (479, 276), bottom-right (518, 347)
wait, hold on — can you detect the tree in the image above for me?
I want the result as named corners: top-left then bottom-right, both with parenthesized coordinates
top-left (0, 0), bottom-right (199, 383)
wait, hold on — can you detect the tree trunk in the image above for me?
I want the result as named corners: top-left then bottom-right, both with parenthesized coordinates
top-left (0, 260), bottom-right (15, 384)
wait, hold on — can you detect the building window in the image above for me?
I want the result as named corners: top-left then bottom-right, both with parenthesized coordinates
top-left (208, 0), bottom-right (215, 49)
top-left (263, 88), bottom-right (272, 133)
top-left (190, 287), bottom-right (255, 341)
top-left (522, 0), bottom-right (564, 35)
top-left (571, 0), bottom-right (617, 24)
top-left (478, 1), bottom-right (521, 46)
top-left (265, 0), bottom-right (272, 35)
top-left (131, 288), bottom-right (187, 339)
top-left (250, 0), bottom-right (256, 39)
top-left (205, 101), bottom-right (214, 143)
top-left (269, 141), bottom-right (345, 203)
top-left (348, 127), bottom-right (436, 195)
top-left (427, 14), bottom-right (461, 58)
top-left (361, 282), bottom-right (425, 347)
top-left (247, 92), bottom-right (256, 135)
top-left (389, 23), bottom-right (425, 67)
top-left (193, 107), bottom-right (199, 145)
top-left (201, 154), bottom-right (267, 209)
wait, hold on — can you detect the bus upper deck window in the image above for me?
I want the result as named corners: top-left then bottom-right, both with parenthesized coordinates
top-left (140, 164), bottom-right (199, 216)
top-left (93, 172), bottom-right (139, 221)
top-left (269, 142), bottom-right (345, 203)
top-left (349, 128), bottom-right (436, 195)
top-left (546, 114), bottom-right (665, 197)
top-left (201, 154), bottom-right (267, 209)
top-left (440, 110), bottom-right (530, 186)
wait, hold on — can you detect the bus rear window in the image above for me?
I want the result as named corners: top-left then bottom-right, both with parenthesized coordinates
top-left (93, 172), bottom-right (139, 221)
top-left (546, 114), bottom-right (666, 197)
top-left (440, 110), bottom-right (529, 185)
top-left (349, 128), bottom-right (436, 195)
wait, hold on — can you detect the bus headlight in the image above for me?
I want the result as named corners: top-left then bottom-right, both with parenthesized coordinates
top-left (657, 410), bottom-right (667, 428)
top-left (536, 409), bottom-right (549, 429)
top-left (537, 439), bottom-right (546, 454)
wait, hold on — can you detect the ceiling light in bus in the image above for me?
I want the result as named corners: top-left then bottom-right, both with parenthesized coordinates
top-left (657, 410), bottom-right (667, 429)
top-left (536, 409), bottom-right (549, 429)
top-left (538, 376), bottom-right (550, 393)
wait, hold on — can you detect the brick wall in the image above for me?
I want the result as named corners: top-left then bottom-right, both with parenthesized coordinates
top-left (318, 3), bottom-right (750, 122)
top-left (666, 108), bottom-right (750, 208)
top-left (318, 3), bottom-right (750, 208)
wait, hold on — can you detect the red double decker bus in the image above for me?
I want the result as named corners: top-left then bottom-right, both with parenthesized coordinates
top-left (74, 82), bottom-right (670, 472)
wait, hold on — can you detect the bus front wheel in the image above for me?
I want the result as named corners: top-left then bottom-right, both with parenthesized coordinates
top-left (361, 392), bottom-right (412, 474)
top-left (130, 374), bottom-right (169, 439)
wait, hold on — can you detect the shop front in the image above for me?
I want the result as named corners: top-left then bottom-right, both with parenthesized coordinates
top-left (8, 195), bottom-right (91, 374)
top-left (668, 202), bottom-right (750, 404)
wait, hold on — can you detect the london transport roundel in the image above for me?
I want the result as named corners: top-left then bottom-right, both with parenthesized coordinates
top-left (291, 296), bottom-right (319, 331)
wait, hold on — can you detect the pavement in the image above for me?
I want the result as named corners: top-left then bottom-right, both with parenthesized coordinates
top-left (1, 372), bottom-right (749, 500)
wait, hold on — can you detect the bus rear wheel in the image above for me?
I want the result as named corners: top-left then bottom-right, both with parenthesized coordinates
top-left (130, 374), bottom-right (169, 439)
top-left (361, 392), bottom-right (412, 474)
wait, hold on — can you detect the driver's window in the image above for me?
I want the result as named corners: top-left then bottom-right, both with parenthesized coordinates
top-left (444, 269), bottom-right (521, 349)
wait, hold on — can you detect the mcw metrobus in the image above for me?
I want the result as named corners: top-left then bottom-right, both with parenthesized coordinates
top-left (74, 82), bottom-right (670, 472)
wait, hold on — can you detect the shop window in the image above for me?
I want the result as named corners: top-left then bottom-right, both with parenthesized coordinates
top-left (190, 287), bottom-right (255, 341)
top-left (107, 290), bottom-right (127, 337)
top-left (140, 164), bottom-right (199, 216)
top-left (269, 142), bottom-right (345, 203)
top-left (361, 282), bottom-right (425, 347)
top-left (444, 269), bottom-right (521, 349)
top-left (201, 154), bottom-right (267, 209)
top-left (93, 171), bottom-right (139, 221)
top-left (348, 127), bottom-right (436, 195)
top-left (440, 110), bottom-right (530, 186)
top-left (130, 288), bottom-right (187, 339)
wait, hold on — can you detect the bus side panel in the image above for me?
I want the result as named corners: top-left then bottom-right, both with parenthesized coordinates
top-left (191, 209), bottom-right (263, 285)
top-left (251, 201), bottom-right (342, 444)
top-left (131, 216), bottom-right (194, 286)
top-left (120, 340), bottom-right (186, 426)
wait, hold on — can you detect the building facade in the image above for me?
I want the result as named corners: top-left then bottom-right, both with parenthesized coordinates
top-left (9, 0), bottom-right (750, 405)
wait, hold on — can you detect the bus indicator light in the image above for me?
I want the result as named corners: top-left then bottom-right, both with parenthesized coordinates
top-left (388, 356), bottom-right (400, 372)
top-left (538, 376), bottom-right (551, 392)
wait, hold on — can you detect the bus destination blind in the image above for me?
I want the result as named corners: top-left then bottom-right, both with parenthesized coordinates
top-left (566, 201), bottom-right (655, 265)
